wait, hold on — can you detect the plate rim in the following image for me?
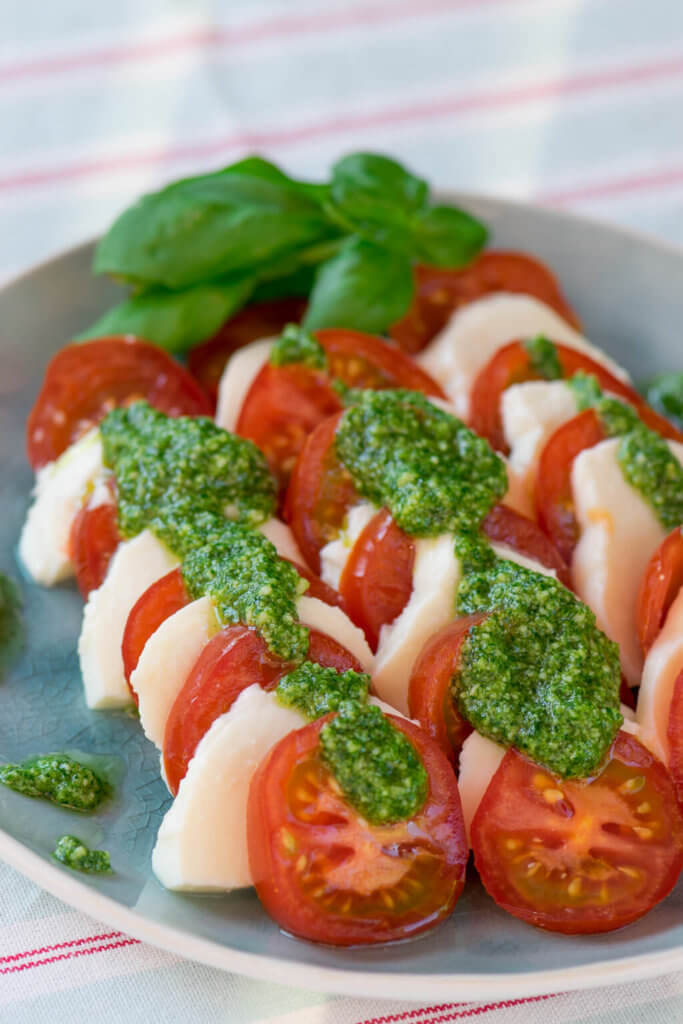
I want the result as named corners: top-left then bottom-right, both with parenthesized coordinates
top-left (4, 191), bottom-right (683, 1000)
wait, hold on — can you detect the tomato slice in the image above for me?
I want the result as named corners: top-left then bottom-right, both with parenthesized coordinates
top-left (186, 298), bottom-right (307, 408)
top-left (236, 329), bottom-right (445, 488)
top-left (469, 341), bottom-right (644, 454)
top-left (481, 503), bottom-right (571, 587)
top-left (247, 713), bottom-right (468, 945)
top-left (535, 409), bottom-right (607, 564)
top-left (285, 412), bottom-right (359, 574)
top-left (26, 336), bottom-right (212, 469)
top-left (162, 626), bottom-right (362, 796)
top-left (390, 251), bottom-right (581, 354)
top-left (667, 669), bottom-right (683, 807)
top-left (638, 528), bottom-right (683, 656)
top-left (471, 731), bottom-right (683, 933)
top-left (339, 509), bottom-right (416, 651)
top-left (122, 567), bottom-right (190, 699)
top-left (408, 615), bottom-right (486, 763)
top-left (68, 500), bottom-right (122, 599)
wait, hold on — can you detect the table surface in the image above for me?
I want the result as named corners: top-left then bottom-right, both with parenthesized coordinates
top-left (3, 1), bottom-right (683, 1020)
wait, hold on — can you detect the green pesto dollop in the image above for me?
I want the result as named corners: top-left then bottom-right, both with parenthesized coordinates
top-left (456, 560), bottom-right (622, 778)
top-left (0, 572), bottom-right (23, 676)
top-left (181, 521), bottom-right (308, 661)
top-left (320, 703), bottom-right (428, 825)
top-left (100, 401), bottom-right (275, 554)
top-left (276, 663), bottom-right (370, 719)
top-left (53, 835), bottom-right (111, 874)
top-left (0, 755), bottom-right (110, 811)
top-left (524, 335), bottom-right (562, 380)
top-left (646, 372), bottom-right (683, 431)
top-left (567, 369), bottom-right (603, 410)
top-left (335, 389), bottom-right (507, 537)
top-left (270, 323), bottom-right (326, 370)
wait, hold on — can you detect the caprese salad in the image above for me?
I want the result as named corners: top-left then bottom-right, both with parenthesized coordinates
top-left (11, 152), bottom-right (683, 947)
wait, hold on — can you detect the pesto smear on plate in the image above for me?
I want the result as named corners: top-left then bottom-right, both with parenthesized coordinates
top-left (54, 835), bottom-right (111, 874)
top-left (0, 754), bottom-right (110, 811)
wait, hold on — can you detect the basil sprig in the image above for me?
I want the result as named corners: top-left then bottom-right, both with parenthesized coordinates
top-left (82, 153), bottom-right (487, 351)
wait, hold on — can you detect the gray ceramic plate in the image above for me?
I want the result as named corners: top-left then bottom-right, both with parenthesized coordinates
top-left (1, 195), bottom-right (683, 1001)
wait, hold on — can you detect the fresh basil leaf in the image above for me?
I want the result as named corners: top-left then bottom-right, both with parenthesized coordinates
top-left (412, 204), bottom-right (488, 267)
top-left (250, 263), bottom-right (317, 302)
top-left (76, 275), bottom-right (255, 353)
top-left (303, 237), bottom-right (413, 334)
top-left (225, 155), bottom-right (329, 203)
top-left (331, 153), bottom-right (429, 217)
top-left (644, 372), bottom-right (683, 430)
top-left (95, 173), bottom-right (334, 290)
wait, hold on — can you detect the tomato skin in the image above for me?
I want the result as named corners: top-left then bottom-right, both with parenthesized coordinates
top-left (162, 626), bottom-right (362, 796)
top-left (667, 669), bottom-right (683, 807)
top-left (469, 341), bottom-right (647, 454)
top-left (482, 503), bottom-right (571, 587)
top-left (317, 328), bottom-right (446, 398)
top-left (535, 409), bottom-right (607, 563)
top-left (26, 336), bottom-right (212, 469)
top-left (121, 567), bottom-right (190, 699)
top-left (471, 732), bottom-right (683, 934)
top-left (390, 251), bottom-right (581, 354)
top-left (187, 298), bottom-right (307, 408)
top-left (247, 713), bottom-right (468, 946)
top-left (339, 509), bottom-right (416, 651)
top-left (68, 500), bottom-right (122, 599)
top-left (285, 412), bottom-right (359, 574)
top-left (408, 615), bottom-right (485, 763)
top-left (638, 528), bottom-right (683, 656)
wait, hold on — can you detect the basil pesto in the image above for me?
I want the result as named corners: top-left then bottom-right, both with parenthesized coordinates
top-left (320, 703), bottom-right (428, 825)
top-left (276, 663), bottom-right (370, 719)
top-left (53, 835), bottom-right (111, 874)
top-left (181, 522), bottom-right (309, 661)
top-left (0, 572), bottom-right (23, 676)
top-left (335, 390), bottom-right (507, 537)
top-left (456, 560), bottom-right (622, 778)
top-left (270, 324), bottom-right (326, 370)
top-left (100, 401), bottom-right (275, 554)
top-left (524, 335), bottom-right (562, 380)
top-left (0, 755), bottom-right (110, 812)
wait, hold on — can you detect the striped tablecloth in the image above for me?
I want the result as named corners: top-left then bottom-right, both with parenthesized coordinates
top-left (3, 1), bottom-right (683, 1020)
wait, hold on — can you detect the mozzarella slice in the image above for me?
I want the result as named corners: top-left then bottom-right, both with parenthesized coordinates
top-left (637, 589), bottom-right (683, 764)
top-left (416, 294), bottom-right (628, 420)
top-left (18, 428), bottom-right (105, 585)
top-left (152, 685), bottom-right (305, 891)
top-left (214, 338), bottom-right (275, 433)
top-left (134, 597), bottom-right (219, 748)
top-left (319, 502), bottom-right (377, 590)
top-left (259, 516), bottom-right (304, 565)
top-left (78, 530), bottom-right (179, 709)
top-left (372, 535), bottom-right (462, 715)
top-left (502, 380), bottom-right (578, 492)
top-left (458, 731), bottom-right (506, 846)
top-left (296, 595), bottom-right (373, 673)
top-left (571, 439), bottom-right (683, 685)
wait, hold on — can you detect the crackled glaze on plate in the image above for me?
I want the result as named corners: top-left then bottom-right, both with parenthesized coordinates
top-left (1, 196), bottom-right (683, 999)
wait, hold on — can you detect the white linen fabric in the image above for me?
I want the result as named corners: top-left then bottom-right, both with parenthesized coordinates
top-left (3, 0), bottom-right (683, 1019)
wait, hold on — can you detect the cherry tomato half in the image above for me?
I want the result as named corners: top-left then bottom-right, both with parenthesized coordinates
top-left (638, 528), bottom-right (683, 656)
top-left (187, 298), bottom-right (307, 408)
top-left (471, 731), bottom-right (683, 933)
top-left (535, 409), bottom-right (607, 564)
top-left (26, 336), bottom-right (212, 469)
top-left (68, 500), bottom-right (122, 599)
top-left (247, 713), bottom-right (468, 945)
top-left (390, 251), bottom-right (581, 354)
top-left (163, 625), bottom-right (362, 796)
top-left (236, 329), bottom-right (445, 488)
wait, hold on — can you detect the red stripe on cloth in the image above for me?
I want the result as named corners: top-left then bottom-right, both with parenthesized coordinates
top-left (357, 993), bottom-right (558, 1024)
top-left (3, 54), bottom-right (683, 194)
top-left (0, 937), bottom-right (140, 975)
top-left (540, 163), bottom-right (683, 206)
top-left (0, 0), bottom-right (523, 84)
top-left (0, 931), bottom-right (125, 965)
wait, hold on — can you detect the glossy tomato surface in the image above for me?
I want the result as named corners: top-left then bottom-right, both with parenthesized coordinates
top-left (390, 251), bottom-right (581, 353)
top-left (162, 625), bottom-right (362, 796)
top-left (638, 528), bottom-right (683, 656)
top-left (68, 500), bottom-right (121, 599)
top-left (122, 567), bottom-right (190, 698)
top-left (471, 732), bottom-right (683, 933)
top-left (26, 336), bottom-right (212, 468)
top-left (247, 713), bottom-right (468, 945)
